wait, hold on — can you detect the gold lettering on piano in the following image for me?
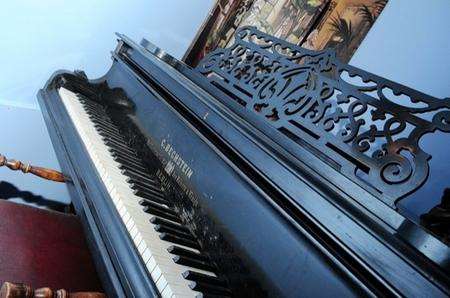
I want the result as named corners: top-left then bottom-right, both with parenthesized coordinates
top-left (161, 139), bottom-right (193, 179)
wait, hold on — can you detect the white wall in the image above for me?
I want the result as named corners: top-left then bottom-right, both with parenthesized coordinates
top-left (0, 104), bottom-right (70, 206)
top-left (349, 0), bottom-right (450, 220)
top-left (350, 0), bottom-right (450, 98)
top-left (0, 0), bottom-right (215, 110)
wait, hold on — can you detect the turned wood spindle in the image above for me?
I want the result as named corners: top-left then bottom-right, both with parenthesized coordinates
top-left (0, 154), bottom-right (66, 183)
top-left (0, 282), bottom-right (105, 298)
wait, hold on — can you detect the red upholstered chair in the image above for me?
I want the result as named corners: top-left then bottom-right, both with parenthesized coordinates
top-left (0, 200), bottom-right (102, 293)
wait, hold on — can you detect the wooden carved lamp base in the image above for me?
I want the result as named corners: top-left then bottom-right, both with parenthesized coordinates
top-left (0, 282), bottom-right (105, 298)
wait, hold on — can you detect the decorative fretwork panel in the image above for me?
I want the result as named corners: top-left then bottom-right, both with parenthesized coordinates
top-left (196, 26), bottom-right (450, 207)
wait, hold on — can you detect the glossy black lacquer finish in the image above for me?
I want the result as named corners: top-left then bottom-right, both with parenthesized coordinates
top-left (39, 29), bottom-right (449, 297)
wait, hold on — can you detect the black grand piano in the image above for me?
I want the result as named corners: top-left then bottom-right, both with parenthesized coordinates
top-left (38, 27), bottom-right (450, 297)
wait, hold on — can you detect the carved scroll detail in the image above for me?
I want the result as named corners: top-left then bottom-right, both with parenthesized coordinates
top-left (0, 282), bottom-right (105, 298)
top-left (196, 26), bottom-right (450, 207)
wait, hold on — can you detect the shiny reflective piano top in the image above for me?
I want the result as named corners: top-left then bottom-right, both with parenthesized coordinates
top-left (38, 27), bottom-right (449, 297)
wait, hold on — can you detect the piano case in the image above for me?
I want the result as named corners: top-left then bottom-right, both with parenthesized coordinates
top-left (37, 27), bottom-right (450, 297)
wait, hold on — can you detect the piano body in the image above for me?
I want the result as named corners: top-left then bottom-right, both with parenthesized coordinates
top-left (38, 27), bottom-right (450, 297)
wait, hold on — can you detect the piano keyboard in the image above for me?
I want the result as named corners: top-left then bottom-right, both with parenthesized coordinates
top-left (58, 88), bottom-right (230, 297)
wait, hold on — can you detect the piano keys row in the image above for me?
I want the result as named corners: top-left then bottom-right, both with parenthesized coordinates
top-left (59, 87), bottom-right (231, 298)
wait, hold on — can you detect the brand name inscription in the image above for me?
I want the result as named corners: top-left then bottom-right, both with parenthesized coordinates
top-left (161, 138), bottom-right (193, 179)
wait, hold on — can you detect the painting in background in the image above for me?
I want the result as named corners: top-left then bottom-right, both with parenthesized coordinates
top-left (183, 0), bottom-right (255, 66)
top-left (213, 0), bottom-right (255, 49)
top-left (232, 0), bottom-right (329, 45)
top-left (304, 0), bottom-right (388, 62)
top-left (183, 0), bottom-right (388, 66)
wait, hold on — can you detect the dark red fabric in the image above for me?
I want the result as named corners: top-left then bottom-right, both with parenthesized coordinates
top-left (0, 200), bottom-right (102, 292)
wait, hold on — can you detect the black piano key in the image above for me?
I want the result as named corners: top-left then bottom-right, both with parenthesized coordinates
top-left (95, 127), bottom-right (122, 139)
top-left (189, 281), bottom-right (231, 296)
top-left (143, 208), bottom-right (181, 224)
top-left (138, 194), bottom-right (168, 206)
top-left (167, 246), bottom-right (209, 263)
top-left (87, 112), bottom-right (113, 123)
top-left (105, 143), bottom-right (133, 156)
top-left (109, 151), bottom-right (140, 163)
top-left (96, 127), bottom-right (123, 139)
top-left (82, 102), bottom-right (106, 112)
top-left (99, 131), bottom-right (129, 144)
top-left (109, 147), bottom-right (139, 158)
top-left (84, 108), bottom-right (106, 117)
top-left (119, 163), bottom-right (149, 175)
top-left (94, 122), bottom-right (121, 134)
top-left (89, 116), bottom-right (110, 125)
top-left (137, 194), bottom-right (168, 208)
top-left (101, 132), bottom-right (129, 144)
top-left (182, 271), bottom-right (227, 287)
top-left (160, 233), bottom-right (200, 250)
top-left (101, 135), bottom-right (129, 147)
top-left (80, 97), bottom-right (103, 107)
top-left (105, 140), bottom-right (137, 154)
top-left (139, 197), bottom-right (168, 208)
top-left (115, 157), bottom-right (148, 171)
top-left (106, 144), bottom-right (138, 157)
top-left (99, 129), bottom-right (128, 144)
top-left (118, 161), bottom-right (148, 173)
top-left (172, 255), bottom-right (214, 272)
top-left (126, 177), bottom-right (162, 193)
top-left (126, 174), bottom-right (160, 187)
top-left (133, 189), bottom-right (166, 204)
top-left (143, 200), bottom-right (177, 216)
top-left (125, 174), bottom-right (156, 188)
top-left (130, 181), bottom-right (162, 195)
top-left (83, 101), bottom-right (105, 109)
top-left (195, 294), bottom-right (231, 298)
top-left (110, 149), bottom-right (141, 159)
top-left (112, 153), bottom-right (147, 166)
top-left (84, 107), bottom-right (107, 116)
top-left (121, 169), bottom-right (156, 183)
top-left (127, 177), bottom-right (159, 192)
top-left (119, 164), bottom-right (152, 176)
top-left (89, 115), bottom-right (115, 127)
top-left (154, 225), bottom-right (195, 241)
top-left (151, 218), bottom-right (190, 234)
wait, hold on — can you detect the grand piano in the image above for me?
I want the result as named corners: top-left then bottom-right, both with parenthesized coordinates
top-left (38, 27), bottom-right (450, 297)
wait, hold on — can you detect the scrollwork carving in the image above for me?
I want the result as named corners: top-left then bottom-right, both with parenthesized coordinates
top-left (196, 26), bottom-right (450, 207)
